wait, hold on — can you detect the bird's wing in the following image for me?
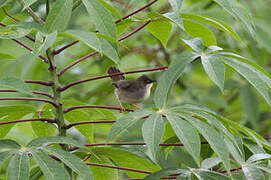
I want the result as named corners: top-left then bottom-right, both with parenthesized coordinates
top-left (107, 66), bottom-right (125, 82)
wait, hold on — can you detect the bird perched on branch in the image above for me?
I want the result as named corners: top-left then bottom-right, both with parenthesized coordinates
top-left (107, 66), bottom-right (156, 111)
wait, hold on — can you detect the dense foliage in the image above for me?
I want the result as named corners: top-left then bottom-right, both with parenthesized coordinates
top-left (0, 0), bottom-right (271, 179)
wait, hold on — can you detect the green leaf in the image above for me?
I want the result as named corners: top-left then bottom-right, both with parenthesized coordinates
top-left (163, 12), bottom-right (183, 29)
top-left (201, 55), bottom-right (225, 92)
top-left (181, 13), bottom-right (241, 42)
top-left (246, 153), bottom-right (271, 163)
top-left (45, 0), bottom-right (73, 32)
top-left (240, 85), bottom-right (259, 129)
top-left (142, 113), bottom-right (164, 160)
top-left (0, 53), bottom-right (16, 60)
top-left (0, 151), bottom-right (14, 168)
top-left (31, 150), bottom-right (69, 180)
top-left (0, 139), bottom-right (21, 150)
top-left (82, 0), bottom-right (116, 39)
top-left (116, 19), bottom-right (134, 35)
top-left (33, 32), bottom-right (57, 57)
top-left (213, 0), bottom-right (255, 35)
top-left (0, 77), bottom-right (32, 95)
top-left (193, 169), bottom-right (230, 180)
top-left (100, 39), bottom-right (120, 65)
top-left (166, 114), bottom-right (201, 165)
top-left (7, 151), bottom-right (29, 180)
top-left (98, 0), bottom-right (121, 18)
top-left (22, 0), bottom-right (37, 10)
top-left (92, 147), bottom-right (160, 178)
top-left (182, 38), bottom-right (206, 53)
top-left (27, 136), bottom-right (85, 149)
top-left (107, 110), bottom-right (152, 142)
top-left (146, 12), bottom-right (172, 48)
top-left (64, 30), bottom-right (101, 51)
top-left (183, 19), bottom-right (217, 46)
top-left (181, 114), bottom-right (230, 171)
top-left (154, 51), bottom-right (197, 108)
top-left (0, 0), bottom-right (8, 7)
top-left (168, 0), bottom-right (183, 13)
top-left (143, 168), bottom-right (185, 180)
top-left (65, 110), bottom-right (94, 142)
top-left (0, 25), bottom-right (30, 39)
top-left (201, 157), bottom-right (221, 169)
top-left (42, 147), bottom-right (93, 180)
top-left (242, 166), bottom-right (265, 180)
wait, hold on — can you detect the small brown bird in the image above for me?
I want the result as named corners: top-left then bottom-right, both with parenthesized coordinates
top-left (107, 66), bottom-right (156, 111)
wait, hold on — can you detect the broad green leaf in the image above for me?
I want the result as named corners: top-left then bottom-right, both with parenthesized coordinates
top-left (22, 0), bottom-right (37, 10)
top-left (0, 139), bottom-right (20, 150)
top-left (169, 0), bottom-right (183, 12)
top-left (193, 169), bottom-right (230, 180)
top-left (146, 12), bottom-right (172, 48)
top-left (246, 153), bottom-right (271, 163)
top-left (27, 136), bottom-right (85, 149)
top-left (154, 51), bottom-right (197, 108)
top-left (240, 85), bottom-right (259, 129)
top-left (82, 0), bottom-right (116, 39)
top-left (0, 53), bottom-right (16, 60)
top-left (166, 114), bottom-right (201, 165)
top-left (116, 19), bottom-right (134, 35)
top-left (181, 13), bottom-right (241, 42)
top-left (201, 157), bottom-right (221, 169)
top-left (0, 151), bottom-right (14, 168)
top-left (242, 166), bottom-right (265, 180)
top-left (0, 77), bottom-right (31, 95)
top-left (98, 0), bottom-right (121, 18)
top-left (33, 32), bottom-right (57, 57)
top-left (65, 110), bottom-right (94, 142)
top-left (92, 147), bottom-right (160, 178)
top-left (0, 0), bottom-right (8, 7)
top-left (42, 147), bottom-right (93, 180)
top-left (7, 151), bottom-right (29, 180)
top-left (107, 110), bottom-right (152, 142)
top-left (213, 0), bottom-right (254, 35)
top-left (182, 38), bottom-right (206, 53)
top-left (0, 105), bottom-right (36, 138)
top-left (31, 150), bottom-right (69, 180)
top-left (143, 168), bottom-right (185, 180)
top-left (45, 0), bottom-right (73, 32)
top-left (181, 114), bottom-right (230, 171)
top-left (0, 25), bottom-right (30, 39)
top-left (201, 55), bottom-right (225, 92)
top-left (176, 172), bottom-right (191, 180)
top-left (163, 12), bottom-right (183, 29)
top-left (64, 30), bottom-right (101, 51)
top-left (100, 39), bottom-right (120, 65)
top-left (88, 155), bottom-right (118, 180)
top-left (142, 113), bottom-right (164, 161)
top-left (183, 19), bottom-right (217, 46)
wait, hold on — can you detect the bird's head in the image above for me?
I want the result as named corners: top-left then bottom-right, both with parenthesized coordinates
top-left (136, 75), bottom-right (156, 86)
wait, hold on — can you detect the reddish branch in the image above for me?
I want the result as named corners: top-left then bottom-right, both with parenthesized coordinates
top-left (52, 40), bottom-right (79, 55)
top-left (0, 97), bottom-right (58, 107)
top-left (0, 118), bottom-right (55, 126)
top-left (60, 66), bottom-right (167, 91)
top-left (24, 80), bottom-right (53, 86)
top-left (115, 0), bottom-right (158, 23)
top-left (0, 89), bottom-right (53, 99)
top-left (63, 120), bottom-right (116, 129)
top-left (64, 105), bottom-right (133, 113)
top-left (58, 21), bottom-right (152, 76)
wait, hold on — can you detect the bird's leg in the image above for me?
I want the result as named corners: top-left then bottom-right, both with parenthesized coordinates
top-left (130, 104), bottom-right (141, 110)
top-left (115, 91), bottom-right (125, 112)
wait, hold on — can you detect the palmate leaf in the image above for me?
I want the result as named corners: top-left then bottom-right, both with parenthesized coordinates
top-left (7, 151), bottom-right (30, 180)
top-left (0, 151), bottom-right (14, 168)
top-left (0, 139), bottom-right (21, 150)
top-left (142, 113), bottom-right (164, 161)
top-left (42, 147), bottom-right (93, 180)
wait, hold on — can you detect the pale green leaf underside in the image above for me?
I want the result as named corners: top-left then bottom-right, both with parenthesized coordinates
top-left (7, 151), bottom-right (29, 180)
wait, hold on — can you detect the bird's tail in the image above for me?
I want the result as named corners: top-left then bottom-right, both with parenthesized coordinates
top-left (107, 66), bottom-right (125, 82)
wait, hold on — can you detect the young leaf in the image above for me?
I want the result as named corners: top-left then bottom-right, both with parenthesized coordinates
top-left (45, 0), bottom-right (73, 33)
top-left (42, 147), bottom-right (93, 180)
top-left (27, 136), bottom-right (85, 149)
top-left (166, 114), bottom-right (201, 165)
top-left (0, 139), bottom-right (21, 150)
top-left (154, 51), bottom-right (197, 108)
top-left (0, 25), bottom-right (30, 39)
top-left (82, 0), bottom-right (116, 39)
top-left (7, 151), bottom-right (30, 180)
top-left (0, 77), bottom-right (32, 95)
top-left (31, 150), bottom-right (69, 180)
top-left (142, 113), bottom-right (164, 161)
top-left (181, 114), bottom-right (231, 171)
top-left (107, 110), bottom-right (153, 142)
top-left (201, 55), bottom-right (225, 92)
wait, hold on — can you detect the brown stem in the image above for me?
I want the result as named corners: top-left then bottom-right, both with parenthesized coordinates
top-left (58, 21), bottom-right (152, 76)
top-left (0, 89), bottom-right (17, 92)
top-left (0, 97), bottom-right (58, 107)
top-left (0, 118), bottom-right (55, 126)
top-left (24, 80), bottom-right (53, 86)
top-left (64, 105), bottom-right (133, 113)
top-left (60, 66), bottom-right (167, 91)
top-left (64, 120), bottom-right (116, 129)
top-left (52, 41), bottom-right (79, 55)
top-left (0, 89), bottom-right (53, 99)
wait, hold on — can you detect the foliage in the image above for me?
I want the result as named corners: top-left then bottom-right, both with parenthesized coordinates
top-left (0, 0), bottom-right (271, 179)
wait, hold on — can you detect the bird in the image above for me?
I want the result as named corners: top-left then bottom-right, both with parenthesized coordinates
top-left (107, 66), bottom-right (156, 111)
